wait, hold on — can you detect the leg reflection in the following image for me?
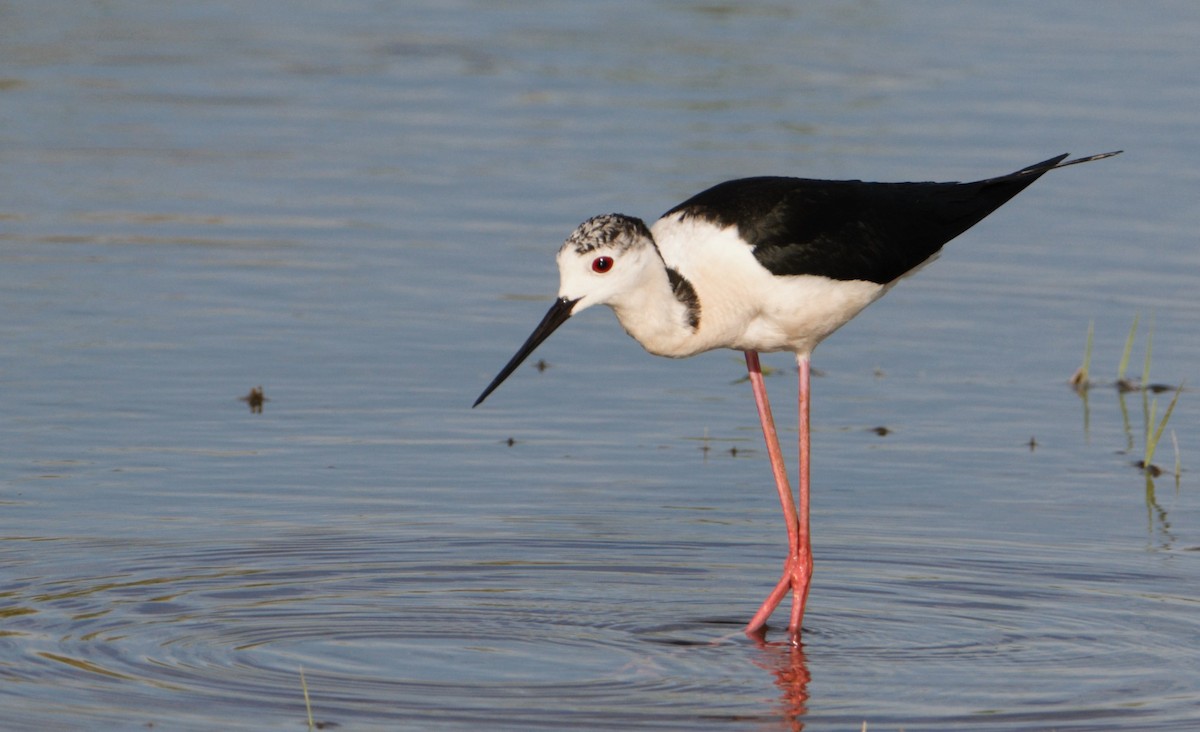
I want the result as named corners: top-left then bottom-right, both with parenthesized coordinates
top-left (749, 631), bottom-right (811, 731)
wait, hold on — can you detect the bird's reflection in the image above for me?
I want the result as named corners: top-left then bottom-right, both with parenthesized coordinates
top-left (748, 628), bottom-right (811, 731)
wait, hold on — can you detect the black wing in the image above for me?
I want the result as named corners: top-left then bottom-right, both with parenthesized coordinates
top-left (663, 153), bottom-right (1109, 284)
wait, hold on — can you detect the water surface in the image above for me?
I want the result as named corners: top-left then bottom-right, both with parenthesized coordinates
top-left (2, 1), bottom-right (1198, 729)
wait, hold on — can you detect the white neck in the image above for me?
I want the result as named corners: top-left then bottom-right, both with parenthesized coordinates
top-left (608, 262), bottom-right (700, 358)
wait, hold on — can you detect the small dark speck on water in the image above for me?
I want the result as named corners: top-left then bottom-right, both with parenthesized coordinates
top-left (1146, 383), bottom-right (1178, 394)
top-left (239, 386), bottom-right (267, 413)
top-left (1029, 436), bottom-right (1039, 451)
top-left (535, 359), bottom-right (550, 372)
top-left (506, 437), bottom-right (517, 447)
top-left (870, 426), bottom-right (891, 436)
top-left (1134, 460), bottom-right (1163, 477)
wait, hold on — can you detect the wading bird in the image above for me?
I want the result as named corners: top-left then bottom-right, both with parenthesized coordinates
top-left (474, 151), bottom-right (1119, 643)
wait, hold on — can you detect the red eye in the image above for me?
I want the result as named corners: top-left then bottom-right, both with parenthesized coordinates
top-left (592, 256), bottom-right (614, 273)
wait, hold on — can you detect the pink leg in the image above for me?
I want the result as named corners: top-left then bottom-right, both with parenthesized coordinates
top-left (743, 351), bottom-right (813, 642)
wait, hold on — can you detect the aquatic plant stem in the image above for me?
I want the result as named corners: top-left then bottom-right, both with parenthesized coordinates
top-left (300, 665), bottom-right (315, 730)
top-left (1117, 313), bottom-right (1139, 386)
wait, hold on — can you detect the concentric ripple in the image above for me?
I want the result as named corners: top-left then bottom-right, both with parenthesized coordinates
top-left (3, 531), bottom-right (776, 729)
top-left (5, 526), bottom-right (1199, 730)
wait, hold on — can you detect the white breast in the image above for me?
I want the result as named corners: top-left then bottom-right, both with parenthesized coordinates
top-left (649, 215), bottom-right (887, 357)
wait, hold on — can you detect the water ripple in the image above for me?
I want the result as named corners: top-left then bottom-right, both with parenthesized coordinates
top-left (4, 532), bottom-right (771, 728)
top-left (5, 529), bottom-right (1199, 730)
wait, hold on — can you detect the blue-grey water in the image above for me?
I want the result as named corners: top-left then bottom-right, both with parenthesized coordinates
top-left (3, 2), bottom-right (1199, 730)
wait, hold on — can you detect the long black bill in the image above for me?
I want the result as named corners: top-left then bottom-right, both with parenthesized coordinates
top-left (473, 296), bottom-right (579, 407)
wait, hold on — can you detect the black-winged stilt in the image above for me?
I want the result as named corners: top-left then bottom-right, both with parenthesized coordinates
top-left (474, 151), bottom-right (1120, 643)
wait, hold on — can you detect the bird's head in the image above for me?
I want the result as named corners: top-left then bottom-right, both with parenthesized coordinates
top-left (555, 213), bottom-right (658, 315)
top-left (473, 214), bottom-right (657, 407)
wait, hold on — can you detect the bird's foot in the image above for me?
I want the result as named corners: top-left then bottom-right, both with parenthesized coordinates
top-left (745, 551), bottom-right (812, 644)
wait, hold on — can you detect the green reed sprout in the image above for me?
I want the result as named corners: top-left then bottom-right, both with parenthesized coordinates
top-left (1143, 383), bottom-right (1183, 474)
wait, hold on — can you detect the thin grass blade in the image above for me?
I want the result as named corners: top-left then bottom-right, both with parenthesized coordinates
top-left (1118, 313), bottom-right (1139, 383)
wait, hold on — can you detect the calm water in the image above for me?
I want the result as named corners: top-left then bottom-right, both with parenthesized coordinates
top-left (3, 1), bottom-right (1199, 729)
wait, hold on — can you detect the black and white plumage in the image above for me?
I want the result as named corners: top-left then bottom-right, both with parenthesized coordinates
top-left (473, 151), bottom-right (1120, 642)
top-left (475, 151), bottom-right (1117, 402)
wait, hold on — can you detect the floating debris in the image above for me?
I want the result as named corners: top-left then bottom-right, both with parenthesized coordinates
top-left (1134, 460), bottom-right (1163, 478)
top-left (1068, 366), bottom-right (1089, 392)
top-left (239, 386), bottom-right (268, 413)
top-left (1115, 377), bottom-right (1140, 393)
